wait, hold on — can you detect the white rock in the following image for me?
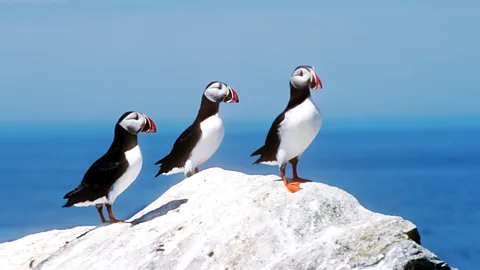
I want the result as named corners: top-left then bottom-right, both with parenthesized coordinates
top-left (0, 168), bottom-right (454, 270)
top-left (0, 227), bottom-right (92, 269)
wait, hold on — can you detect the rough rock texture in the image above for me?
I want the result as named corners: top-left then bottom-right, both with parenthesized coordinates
top-left (0, 168), bottom-right (454, 270)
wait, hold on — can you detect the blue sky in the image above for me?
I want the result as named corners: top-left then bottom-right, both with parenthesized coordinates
top-left (0, 1), bottom-right (479, 125)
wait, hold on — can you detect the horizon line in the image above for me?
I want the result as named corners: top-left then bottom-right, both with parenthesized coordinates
top-left (2, 116), bottom-right (479, 134)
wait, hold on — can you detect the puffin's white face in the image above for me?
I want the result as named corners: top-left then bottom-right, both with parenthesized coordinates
top-left (204, 81), bottom-right (239, 103)
top-left (118, 111), bottom-right (157, 134)
top-left (290, 66), bottom-right (323, 90)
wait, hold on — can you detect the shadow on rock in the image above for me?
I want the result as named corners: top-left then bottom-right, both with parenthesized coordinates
top-left (130, 199), bottom-right (188, 225)
top-left (71, 222), bottom-right (114, 242)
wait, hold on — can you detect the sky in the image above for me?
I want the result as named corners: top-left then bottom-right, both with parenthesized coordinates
top-left (0, 1), bottom-right (479, 125)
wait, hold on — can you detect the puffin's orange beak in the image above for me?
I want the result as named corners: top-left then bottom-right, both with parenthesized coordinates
top-left (225, 87), bottom-right (239, 103)
top-left (140, 115), bottom-right (156, 133)
top-left (310, 67), bottom-right (322, 90)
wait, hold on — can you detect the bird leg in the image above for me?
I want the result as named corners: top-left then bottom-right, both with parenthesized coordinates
top-left (106, 204), bottom-right (127, 223)
top-left (281, 165), bottom-right (301, 193)
top-left (95, 204), bottom-right (107, 223)
top-left (290, 158), bottom-right (312, 183)
top-left (185, 167), bottom-right (199, 178)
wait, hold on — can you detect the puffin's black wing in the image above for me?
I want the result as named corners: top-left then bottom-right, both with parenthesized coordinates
top-left (62, 150), bottom-right (129, 207)
top-left (251, 112), bottom-right (285, 164)
top-left (155, 123), bottom-right (201, 177)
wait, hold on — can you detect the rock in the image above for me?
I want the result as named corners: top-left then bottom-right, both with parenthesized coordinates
top-left (0, 168), bottom-right (455, 270)
top-left (0, 227), bottom-right (92, 270)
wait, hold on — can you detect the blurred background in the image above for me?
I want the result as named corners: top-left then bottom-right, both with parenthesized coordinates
top-left (0, 1), bottom-right (479, 269)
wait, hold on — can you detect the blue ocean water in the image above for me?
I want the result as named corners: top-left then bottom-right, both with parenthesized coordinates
top-left (0, 122), bottom-right (479, 269)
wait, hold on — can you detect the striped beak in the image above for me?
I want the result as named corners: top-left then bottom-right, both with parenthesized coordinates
top-left (140, 114), bottom-right (156, 133)
top-left (309, 67), bottom-right (323, 90)
top-left (224, 87), bottom-right (239, 103)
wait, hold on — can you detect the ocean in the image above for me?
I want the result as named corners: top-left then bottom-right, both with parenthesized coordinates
top-left (0, 121), bottom-right (478, 269)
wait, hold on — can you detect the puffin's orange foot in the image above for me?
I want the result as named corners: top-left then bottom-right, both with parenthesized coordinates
top-left (109, 219), bottom-right (129, 224)
top-left (285, 182), bottom-right (302, 193)
top-left (294, 177), bottom-right (312, 183)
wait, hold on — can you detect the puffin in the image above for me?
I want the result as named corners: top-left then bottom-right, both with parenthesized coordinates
top-left (251, 65), bottom-right (323, 193)
top-left (155, 81), bottom-right (239, 178)
top-left (63, 111), bottom-right (156, 223)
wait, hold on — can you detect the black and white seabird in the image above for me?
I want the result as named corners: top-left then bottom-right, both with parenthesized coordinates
top-left (251, 65), bottom-right (323, 193)
top-left (63, 111), bottom-right (156, 223)
top-left (155, 81), bottom-right (239, 178)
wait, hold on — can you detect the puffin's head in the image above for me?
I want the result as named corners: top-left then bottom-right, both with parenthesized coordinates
top-left (203, 81), bottom-right (239, 104)
top-left (117, 111), bottom-right (157, 134)
top-left (290, 65), bottom-right (322, 90)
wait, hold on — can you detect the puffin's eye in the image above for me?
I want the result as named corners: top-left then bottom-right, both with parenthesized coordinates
top-left (299, 70), bottom-right (303, 76)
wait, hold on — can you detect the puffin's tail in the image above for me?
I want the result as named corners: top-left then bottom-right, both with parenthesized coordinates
top-left (251, 146), bottom-right (267, 164)
top-left (62, 200), bottom-right (74, 208)
top-left (62, 191), bottom-right (75, 208)
top-left (154, 156), bottom-right (166, 166)
top-left (251, 146), bottom-right (264, 157)
top-left (155, 154), bottom-right (181, 177)
top-left (63, 190), bottom-right (74, 199)
top-left (154, 156), bottom-right (166, 177)
top-left (251, 145), bottom-right (278, 165)
top-left (62, 185), bottom-right (86, 207)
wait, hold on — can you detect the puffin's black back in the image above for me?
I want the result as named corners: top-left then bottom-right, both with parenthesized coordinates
top-left (154, 95), bottom-right (219, 176)
top-left (251, 82), bottom-right (311, 163)
top-left (62, 123), bottom-right (138, 207)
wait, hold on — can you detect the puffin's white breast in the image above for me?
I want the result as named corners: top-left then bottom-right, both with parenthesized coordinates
top-left (276, 97), bottom-right (322, 165)
top-left (107, 145), bottom-right (143, 203)
top-left (189, 113), bottom-right (224, 167)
